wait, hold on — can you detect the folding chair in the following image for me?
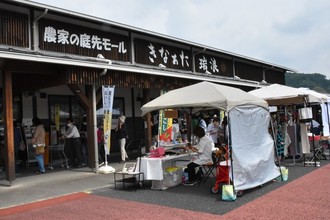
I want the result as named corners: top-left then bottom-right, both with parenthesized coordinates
top-left (304, 135), bottom-right (322, 166)
top-left (199, 149), bottom-right (222, 184)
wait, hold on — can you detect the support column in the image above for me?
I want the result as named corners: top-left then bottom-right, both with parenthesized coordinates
top-left (3, 70), bottom-right (15, 184)
top-left (143, 89), bottom-right (151, 149)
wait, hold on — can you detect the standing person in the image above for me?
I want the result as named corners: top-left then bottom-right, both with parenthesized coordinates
top-left (151, 113), bottom-right (159, 147)
top-left (97, 123), bottom-right (105, 164)
top-left (198, 113), bottom-right (207, 132)
top-left (220, 116), bottom-right (228, 144)
top-left (183, 126), bottom-right (213, 186)
top-left (79, 116), bottom-right (88, 166)
top-left (63, 118), bottom-right (82, 168)
top-left (13, 120), bottom-right (23, 172)
top-left (115, 115), bottom-right (128, 163)
top-left (207, 117), bottom-right (221, 148)
top-left (31, 117), bottom-right (46, 174)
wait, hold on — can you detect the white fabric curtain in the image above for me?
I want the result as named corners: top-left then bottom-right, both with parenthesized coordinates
top-left (321, 102), bottom-right (330, 136)
top-left (229, 106), bottom-right (280, 191)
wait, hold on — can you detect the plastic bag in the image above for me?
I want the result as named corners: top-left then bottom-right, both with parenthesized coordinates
top-left (276, 166), bottom-right (289, 181)
top-left (222, 184), bottom-right (237, 201)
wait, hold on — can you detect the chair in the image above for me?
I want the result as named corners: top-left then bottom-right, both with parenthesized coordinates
top-left (304, 135), bottom-right (322, 166)
top-left (199, 149), bottom-right (222, 184)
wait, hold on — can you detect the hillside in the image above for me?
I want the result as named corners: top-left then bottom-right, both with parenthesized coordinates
top-left (285, 72), bottom-right (330, 94)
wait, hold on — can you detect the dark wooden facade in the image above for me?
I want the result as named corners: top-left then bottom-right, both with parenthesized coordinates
top-left (0, 2), bottom-right (288, 88)
top-left (0, 0), bottom-right (294, 183)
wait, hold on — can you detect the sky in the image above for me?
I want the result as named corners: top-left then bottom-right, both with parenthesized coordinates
top-left (30, 0), bottom-right (330, 78)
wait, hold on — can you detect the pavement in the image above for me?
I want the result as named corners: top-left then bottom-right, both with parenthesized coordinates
top-left (0, 155), bottom-right (329, 218)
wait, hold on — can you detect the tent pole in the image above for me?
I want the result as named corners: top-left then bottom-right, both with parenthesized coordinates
top-left (270, 116), bottom-right (283, 180)
top-left (227, 112), bottom-right (235, 191)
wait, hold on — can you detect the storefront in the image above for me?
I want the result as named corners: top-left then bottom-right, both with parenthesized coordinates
top-left (0, 0), bottom-right (296, 183)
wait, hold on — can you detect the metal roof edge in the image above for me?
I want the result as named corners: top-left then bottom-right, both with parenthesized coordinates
top-left (0, 50), bottom-right (263, 88)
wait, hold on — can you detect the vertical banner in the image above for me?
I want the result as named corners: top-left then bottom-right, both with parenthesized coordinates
top-left (159, 110), bottom-right (173, 142)
top-left (158, 90), bottom-right (173, 143)
top-left (102, 86), bottom-right (115, 155)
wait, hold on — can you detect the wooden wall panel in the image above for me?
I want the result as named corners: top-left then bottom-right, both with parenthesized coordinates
top-left (0, 9), bottom-right (29, 47)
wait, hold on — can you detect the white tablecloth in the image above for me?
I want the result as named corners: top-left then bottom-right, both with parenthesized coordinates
top-left (140, 154), bottom-right (192, 180)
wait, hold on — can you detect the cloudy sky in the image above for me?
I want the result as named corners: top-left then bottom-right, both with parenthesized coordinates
top-left (31, 0), bottom-right (330, 78)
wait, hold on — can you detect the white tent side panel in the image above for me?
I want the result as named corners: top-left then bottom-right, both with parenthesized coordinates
top-left (321, 102), bottom-right (330, 136)
top-left (229, 106), bottom-right (280, 191)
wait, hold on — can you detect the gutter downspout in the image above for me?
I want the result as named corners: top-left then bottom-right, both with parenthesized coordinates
top-left (32, 9), bottom-right (48, 51)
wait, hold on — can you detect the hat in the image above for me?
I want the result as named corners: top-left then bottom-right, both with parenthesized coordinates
top-left (119, 115), bottom-right (126, 123)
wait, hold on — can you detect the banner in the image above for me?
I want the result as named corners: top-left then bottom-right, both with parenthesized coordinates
top-left (158, 90), bottom-right (173, 142)
top-left (102, 86), bottom-right (115, 155)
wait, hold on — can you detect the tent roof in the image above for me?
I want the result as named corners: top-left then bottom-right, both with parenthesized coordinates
top-left (248, 83), bottom-right (308, 106)
top-left (298, 88), bottom-right (328, 104)
top-left (141, 81), bottom-right (268, 116)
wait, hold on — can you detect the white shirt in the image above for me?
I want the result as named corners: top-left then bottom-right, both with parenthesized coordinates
top-left (207, 123), bottom-right (220, 144)
top-left (199, 119), bottom-right (207, 132)
top-left (65, 125), bottom-right (80, 138)
top-left (192, 136), bottom-right (213, 165)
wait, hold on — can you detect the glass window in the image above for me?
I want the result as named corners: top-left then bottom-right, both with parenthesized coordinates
top-left (48, 95), bottom-right (85, 134)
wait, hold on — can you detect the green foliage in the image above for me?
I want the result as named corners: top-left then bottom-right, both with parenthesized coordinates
top-left (285, 73), bottom-right (330, 94)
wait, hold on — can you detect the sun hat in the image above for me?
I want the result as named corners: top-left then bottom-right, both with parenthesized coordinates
top-left (119, 115), bottom-right (126, 123)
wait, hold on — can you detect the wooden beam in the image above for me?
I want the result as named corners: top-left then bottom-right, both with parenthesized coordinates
top-left (67, 84), bottom-right (90, 109)
top-left (3, 69), bottom-right (15, 184)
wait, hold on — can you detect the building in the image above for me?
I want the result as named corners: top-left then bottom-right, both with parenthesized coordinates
top-left (0, 0), bottom-right (296, 183)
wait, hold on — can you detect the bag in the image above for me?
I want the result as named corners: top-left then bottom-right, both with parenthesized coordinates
top-left (276, 166), bottom-right (289, 181)
top-left (150, 147), bottom-right (165, 158)
top-left (19, 141), bottom-right (26, 151)
top-left (222, 184), bottom-right (237, 201)
top-left (35, 145), bottom-right (45, 154)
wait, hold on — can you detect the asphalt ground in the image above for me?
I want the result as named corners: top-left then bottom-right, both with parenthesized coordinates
top-left (92, 158), bottom-right (330, 215)
top-left (1, 155), bottom-right (328, 215)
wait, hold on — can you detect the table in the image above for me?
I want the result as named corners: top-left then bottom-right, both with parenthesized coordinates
top-left (159, 142), bottom-right (187, 149)
top-left (140, 153), bottom-right (193, 190)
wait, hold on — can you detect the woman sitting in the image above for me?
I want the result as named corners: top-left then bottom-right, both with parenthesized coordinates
top-left (184, 126), bottom-right (213, 186)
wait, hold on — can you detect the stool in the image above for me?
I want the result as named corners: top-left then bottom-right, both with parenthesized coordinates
top-left (114, 171), bottom-right (144, 191)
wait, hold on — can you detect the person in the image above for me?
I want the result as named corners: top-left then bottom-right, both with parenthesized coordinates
top-left (309, 119), bottom-right (322, 135)
top-left (183, 126), bottom-right (213, 186)
top-left (220, 116), bottom-right (228, 144)
top-left (63, 118), bottom-right (82, 168)
top-left (115, 115), bottom-right (128, 163)
top-left (179, 118), bottom-right (188, 142)
top-left (151, 113), bottom-right (159, 147)
top-left (198, 113), bottom-right (207, 132)
top-left (31, 117), bottom-right (46, 174)
top-left (207, 117), bottom-right (221, 148)
top-left (97, 123), bottom-right (105, 164)
top-left (79, 116), bottom-right (88, 165)
top-left (13, 120), bottom-right (23, 172)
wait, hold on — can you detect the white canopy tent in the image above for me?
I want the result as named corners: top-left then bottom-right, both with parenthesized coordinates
top-left (141, 81), bottom-right (280, 191)
top-left (298, 87), bottom-right (330, 136)
top-left (298, 87), bottom-right (328, 104)
top-left (248, 83), bottom-right (308, 106)
top-left (249, 84), bottom-right (330, 135)
top-left (249, 84), bottom-right (329, 159)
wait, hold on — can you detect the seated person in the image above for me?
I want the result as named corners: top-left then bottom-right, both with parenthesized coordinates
top-left (183, 126), bottom-right (213, 186)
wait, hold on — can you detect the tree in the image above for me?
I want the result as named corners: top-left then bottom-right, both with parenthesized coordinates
top-left (285, 73), bottom-right (330, 94)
